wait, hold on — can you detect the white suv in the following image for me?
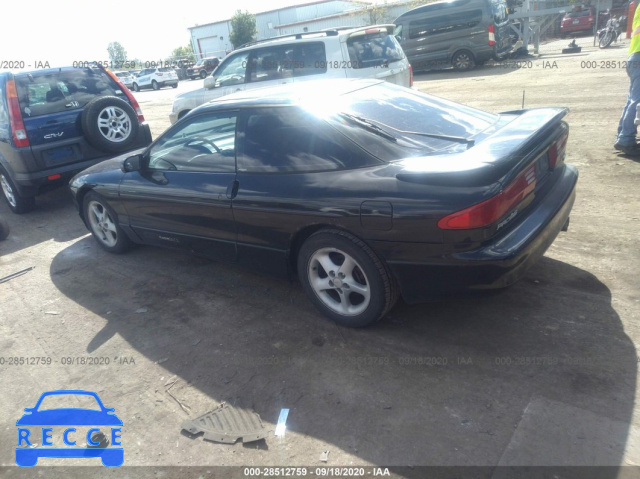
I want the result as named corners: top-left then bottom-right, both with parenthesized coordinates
top-left (132, 67), bottom-right (179, 91)
top-left (169, 25), bottom-right (412, 123)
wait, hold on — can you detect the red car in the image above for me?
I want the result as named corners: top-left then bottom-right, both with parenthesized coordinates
top-left (561, 6), bottom-right (595, 36)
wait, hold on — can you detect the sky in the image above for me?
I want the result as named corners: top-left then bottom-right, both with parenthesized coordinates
top-left (0, 0), bottom-right (381, 70)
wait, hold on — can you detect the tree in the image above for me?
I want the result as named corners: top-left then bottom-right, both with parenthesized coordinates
top-left (229, 10), bottom-right (257, 49)
top-left (170, 43), bottom-right (196, 62)
top-left (366, 3), bottom-right (392, 24)
top-left (107, 42), bottom-right (127, 64)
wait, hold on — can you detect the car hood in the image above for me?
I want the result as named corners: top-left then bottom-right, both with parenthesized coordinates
top-left (17, 409), bottom-right (123, 426)
top-left (70, 149), bottom-right (145, 191)
top-left (175, 88), bottom-right (205, 101)
top-left (81, 149), bottom-right (145, 176)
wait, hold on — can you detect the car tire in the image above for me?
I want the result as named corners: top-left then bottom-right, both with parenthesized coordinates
top-left (0, 169), bottom-right (36, 214)
top-left (152, 80), bottom-right (159, 90)
top-left (452, 50), bottom-right (475, 71)
top-left (297, 229), bottom-right (398, 328)
top-left (172, 83), bottom-right (178, 88)
top-left (0, 215), bottom-right (10, 240)
top-left (80, 96), bottom-right (139, 154)
top-left (200, 70), bottom-right (207, 79)
top-left (83, 191), bottom-right (133, 254)
top-left (132, 82), bottom-right (140, 92)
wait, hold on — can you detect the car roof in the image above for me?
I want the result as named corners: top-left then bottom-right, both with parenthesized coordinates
top-left (13, 66), bottom-right (81, 77)
top-left (236, 24), bottom-right (395, 50)
top-left (202, 78), bottom-right (385, 110)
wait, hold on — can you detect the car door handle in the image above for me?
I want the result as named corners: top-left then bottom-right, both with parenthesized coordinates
top-left (226, 179), bottom-right (239, 199)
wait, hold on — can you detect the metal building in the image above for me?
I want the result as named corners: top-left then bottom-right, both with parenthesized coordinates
top-left (188, 0), bottom-right (416, 59)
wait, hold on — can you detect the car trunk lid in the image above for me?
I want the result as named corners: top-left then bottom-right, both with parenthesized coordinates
top-left (395, 107), bottom-right (569, 235)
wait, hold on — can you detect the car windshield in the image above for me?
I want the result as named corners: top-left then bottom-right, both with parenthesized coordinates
top-left (315, 82), bottom-right (497, 161)
top-left (15, 68), bottom-right (122, 117)
top-left (37, 393), bottom-right (101, 411)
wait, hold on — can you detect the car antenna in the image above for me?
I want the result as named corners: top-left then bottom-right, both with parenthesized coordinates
top-left (522, 89), bottom-right (525, 109)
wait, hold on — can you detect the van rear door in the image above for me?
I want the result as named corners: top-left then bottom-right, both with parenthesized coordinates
top-left (490, 0), bottom-right (512, 58)
top-left (341, 25), bottom-right (410, 86)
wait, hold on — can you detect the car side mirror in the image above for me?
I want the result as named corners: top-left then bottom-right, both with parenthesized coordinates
top-left (204, 76), bottom-right (217, 89)
top-left (122, 154), bottom-right (143, 172)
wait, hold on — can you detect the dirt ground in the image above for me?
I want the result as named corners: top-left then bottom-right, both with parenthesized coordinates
top-left (1, 36), bottom-right (640, 478)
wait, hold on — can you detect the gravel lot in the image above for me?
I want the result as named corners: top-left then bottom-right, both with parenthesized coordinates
top-left (1, 36), bottom-right (639, 478)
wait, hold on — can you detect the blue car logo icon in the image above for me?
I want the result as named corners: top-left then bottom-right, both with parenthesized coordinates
top-left (16, 390), bottom-right (123, 467)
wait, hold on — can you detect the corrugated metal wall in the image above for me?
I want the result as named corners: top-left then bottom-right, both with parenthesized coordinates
top-left (189, 1), bottom-right (417, 59)
top-left (190, 23), bottom-right (232, 58)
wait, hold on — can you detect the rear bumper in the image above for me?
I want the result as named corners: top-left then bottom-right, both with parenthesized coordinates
top-left (382, 164), bottom-right (578, 303)
top-left (561, 23), bottom-right (593, 33)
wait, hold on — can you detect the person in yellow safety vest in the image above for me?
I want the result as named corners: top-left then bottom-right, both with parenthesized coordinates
top-left (616, 4), bottom-right (640, 155)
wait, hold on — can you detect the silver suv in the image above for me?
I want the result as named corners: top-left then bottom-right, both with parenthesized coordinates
top-left (169, 25), bottom-right (412, 123)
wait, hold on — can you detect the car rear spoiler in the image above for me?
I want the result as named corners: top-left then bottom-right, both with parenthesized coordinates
top-left (395, 107), bottom-right (569, 187)
top-left (341, 24), bottom-right (396, 40)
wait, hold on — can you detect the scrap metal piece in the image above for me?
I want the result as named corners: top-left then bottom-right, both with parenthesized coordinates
top-left (274, 408), bottom-right (290, 437)
top-left (0, 266), bottom-right (35, 284)
top-left (182, 403), bottom-right (268, 444)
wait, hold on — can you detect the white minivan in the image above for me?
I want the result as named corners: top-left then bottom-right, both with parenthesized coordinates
top-left (169, 25), bottom-right (412, 123)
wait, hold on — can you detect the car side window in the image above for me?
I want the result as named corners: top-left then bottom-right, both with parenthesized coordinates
top-left (409, 10), bottom-right (483, 39)
top-left (148, 112), bottom-right (238, 173)
top-left (248, 46), bottom-right (292, 82)
top-left (214, 52), bottom-right (250, 87)
top-left (291, 42), bottom-right (327, 77)
top-left (239, 107), bottom-right (354, 173)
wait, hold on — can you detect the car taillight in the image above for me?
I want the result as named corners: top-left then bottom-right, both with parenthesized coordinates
top-left (548, 134), bottom-right (568, 170)
top-left (6, 80), bottom-right (29, 148)
top-left (104, 69), bottom-right (146, 122)
top-left (409, 64), bottom-right (413, 87)
top-left (438, 165), bottom-right (537, 230)
top-left (488, 24), bottom-right (496, 46)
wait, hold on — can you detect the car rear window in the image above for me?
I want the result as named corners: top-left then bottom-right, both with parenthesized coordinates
top-left (15, 68), bottom-right (122, 118)
top-left (324, 82), bottom-right (497, 161)
top-left (159, 67), bottom-right (174, 73)
top-left (346, 32), bottom-right (405, 69)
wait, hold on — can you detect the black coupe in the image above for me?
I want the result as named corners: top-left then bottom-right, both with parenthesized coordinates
top-left (70, 79), bottom-right (578, 327)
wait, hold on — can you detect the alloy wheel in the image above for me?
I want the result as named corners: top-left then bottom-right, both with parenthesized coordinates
top-left (308, 247), bottom-right (371, 316)
top-left (87, 200), bottom-right (118, 247)
top-left (97, 106), bottom-right (132, 143)
top-left (0, 174), bottom-right (17, 208)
